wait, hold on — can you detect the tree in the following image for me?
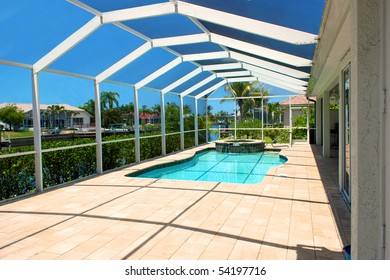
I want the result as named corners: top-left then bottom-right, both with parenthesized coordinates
top-left (221, 81), bottom-right (269, 118)
top-left (183, 104), bottom-right (192, 115)
top-left (266, 102), bottom-right (278, 126)
top-left (165, 102), bottom-right (180, 132)
top-left (79, 99), bottom-right (95, 116)
top-left (45, 105), bottom-right (65, 128)
top-left (101, 91), bottom-right (120, 109)
top-left (0, 104), bottom-right (26, 131)
top-left (151, 104), bottom-right (161, 114)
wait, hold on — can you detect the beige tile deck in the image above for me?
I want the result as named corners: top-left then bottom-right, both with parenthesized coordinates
top-left (0, 143), bottom-right (350, 260)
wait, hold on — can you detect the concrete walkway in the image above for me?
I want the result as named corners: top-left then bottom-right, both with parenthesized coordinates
top-left (0, 143), bottom-right (350, 260)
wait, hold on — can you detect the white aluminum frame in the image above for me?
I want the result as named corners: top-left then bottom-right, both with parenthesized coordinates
top-left (176, 1), bottom-right (317, 44)
top-left (211, 33), bottom-right (312, 67)
top-left (135, 57), bottom-right (182, 89)
top-left (180, 74), bottom-right (216, 97)
top-left (101, 3), bottom-right (175, 23)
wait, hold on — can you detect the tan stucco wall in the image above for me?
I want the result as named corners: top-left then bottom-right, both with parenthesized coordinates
top-left (350, 0), bottom-right (381, 259)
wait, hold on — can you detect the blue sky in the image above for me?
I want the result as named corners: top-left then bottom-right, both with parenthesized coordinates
top-left (0, 0), bottom-right (296, 115)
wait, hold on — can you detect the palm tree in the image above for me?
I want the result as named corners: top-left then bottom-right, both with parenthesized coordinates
top-left (151, 104), bottom-right (161, 115)
top-left (79, 99), bottom-right (95, 116)
top-left (221, 81), bottom-right (270, 119)
top-left (46, 105), bottom-right (65, 128)
top-left (183, 104), bottom-right (192, 115)
top-left (101, 91), bottom-right (120, 109)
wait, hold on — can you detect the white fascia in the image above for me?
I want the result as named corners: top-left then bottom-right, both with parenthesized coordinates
top-left (33, 16), bottom-right (102, 73)
top-left (152, 33), bottom-right (209, 47)
top-left (96, 42), bottom-right (152, 83)
top-left (230, 51), bottom-right (310, 79)
top-left (181, 74), bottom-right (216, 97)
top-left (101, 2), bottom-right (175, 23)
top-left (182, 51), bottom-right (229, 61)
top-left (226, 77), bottom-right (257, 83)
top-left (202, 62), bottom-right (242, 71)
top-left (195, 80), bottom-right (226, 99)
top-left (216, 70), bottom-right (251, 78)
top-left (211, 34), bottom-right (312, 67)
top-left (135, 57), bottom-right (182, 89)
top-left (176, 1), bottom-right (317, 45)
top-left (243, 63), bottom-right (308, 86)
top-left (161, 68), bottom-right (202, 94)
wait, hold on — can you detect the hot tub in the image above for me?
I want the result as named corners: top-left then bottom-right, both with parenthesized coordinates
top-left (215, 139), bottom-right (265, 153)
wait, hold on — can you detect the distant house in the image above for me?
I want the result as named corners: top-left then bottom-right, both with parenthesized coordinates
top-left (279, 96), bottom-right (316, 127)
top-left (0, 103), bottom-right (91, 129)
top-left (121, 112), bottom-right (160, 125)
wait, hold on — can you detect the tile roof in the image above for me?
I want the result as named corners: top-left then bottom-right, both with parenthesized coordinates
top-left (279, 95), bottom-right (316, 106)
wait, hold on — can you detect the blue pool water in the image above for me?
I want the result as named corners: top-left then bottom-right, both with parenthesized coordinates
top-left (131, 149), bottom-right (287, 184)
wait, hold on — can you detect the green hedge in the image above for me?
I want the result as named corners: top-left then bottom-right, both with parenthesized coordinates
top-left (42, 140), bottom-right (96, 187)
top-left (184, 132), bottom-right (195, 149)
top-left (166, 134), bottom-right (181, 154)
top-left (1, 131), bottom-right (201, 201)
top-left (0, 153), bottom-right (35, 200)
top-left (140, 136), bottom-right (162, 161)
top-left (102, 135), bottom-right (135, 171)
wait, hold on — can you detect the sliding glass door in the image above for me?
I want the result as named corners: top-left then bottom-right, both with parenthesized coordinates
top-left (342, 65), bottom-right (351, 203)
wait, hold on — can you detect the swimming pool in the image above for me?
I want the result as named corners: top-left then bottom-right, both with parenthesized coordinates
top-left (127, 149), bottom-right (287, 184)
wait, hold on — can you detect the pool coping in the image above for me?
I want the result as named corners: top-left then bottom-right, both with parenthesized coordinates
top-left (124, 144), bottom-right (288, 183)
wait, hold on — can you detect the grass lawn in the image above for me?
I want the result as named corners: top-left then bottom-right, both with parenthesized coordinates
top-left (1, 130), bottom-right (34, 139)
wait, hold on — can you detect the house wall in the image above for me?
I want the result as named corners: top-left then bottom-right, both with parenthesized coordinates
top-left (310, 0), bottom-right (387, 259)
top-left (350, 0), bottom-right (381, 259)
top-left (385, 0), bottom-right (390, 259)
top-left (283, 107), bottom-right (309, 127)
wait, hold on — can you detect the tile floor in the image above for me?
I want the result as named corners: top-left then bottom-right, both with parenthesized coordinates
top-left (0, 143), bottom-right (350, 260)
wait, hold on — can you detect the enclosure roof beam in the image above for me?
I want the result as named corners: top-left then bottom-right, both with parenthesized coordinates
top-left (161, 68), bottom-right (202, 94)
top-left (96, 42), bottom-right (152, 83)
top-left (176, 1), bottom-right (317, 44)
top-left (216, 70), bottom-right (251, 78)
top-left (134, 57), bottom-right (182, 89)
top-left (230, 51), bottom-right (310, 79)
top-left (152, 33), bottom-right (209, 47)
top-left (226, 77), bottom-right (257, 83)
top-left (243, 63), bottom-right (308, 86)
top-left (250, 74), bottom-right (306, 94)
top-left (250, 72), bottom-right (307, 91)
top-left (182, 51), bottom-right (229, 61)
top-left (180, 74), bottom-right (217, 97)
top-left (195, 80), bottom-right (226, 99)
top-left (101, 2), bottom-right (175, 23)
top-left (211, 33), bottom-right (312, 67)
top-left (33, 16), bottom-right (102, 73)
top-left (202, 62), bottom-right (242, 71)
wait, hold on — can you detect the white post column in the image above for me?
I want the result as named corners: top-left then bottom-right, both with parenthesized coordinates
top-left (234, 99), bottom-right (237, 139)
top-left (323, 91), bottom-right (330, 158)
top-left (307, 99), bottom-right (310, 144)
top-left (134, 87), bottom-right (141, 162)
top-left (339, 74), bottom-right (345, 194)
top-left (180, 95), bottom-right (184, 150)
top-left (160, 91), bottom-right (166, 156)
top-left (289, 97), bottom-right (293, 146)
top-left (316, 97), bottom-right (322, 145)
top-left (32, 71), bottom-right (43, 192)
top-left (261, 96), bottom-right (264, 141)
top-left (94, 81), bottom-right (103, 173)
top-left (384, 0), bottom-right (390, 260)
top-left (195, 98), bottom-right (199, 146)
top-left (205, 99), bottom-right (209, 142)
